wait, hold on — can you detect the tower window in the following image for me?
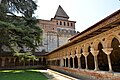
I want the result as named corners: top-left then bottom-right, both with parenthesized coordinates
top-left (67, 22), bottom-right (69, 26)
top-left (56, 21), bottom-right (58, 25)
top-left (71, 23), bottom-right (73, 26)
top-left (64, 22), bottom-right (66, 26)
top-left (60, 21), bottom-right (62, 25)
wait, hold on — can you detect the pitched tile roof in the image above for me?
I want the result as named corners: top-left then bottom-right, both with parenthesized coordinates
top-left (54, 5), bottom-right (69, 20)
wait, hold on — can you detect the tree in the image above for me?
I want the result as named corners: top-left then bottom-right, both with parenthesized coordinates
top-left (0, 0), bottom-right (42, 60)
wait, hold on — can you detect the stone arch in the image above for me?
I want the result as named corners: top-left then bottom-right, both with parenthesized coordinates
top-left (10, 58), bottom-right (14, 67)
top-left (80, 48), bottom-right (85, 69)
top-left (74, 56), bottom-right (78, 68)
top-left (5, 58), bottom-right (9, 67)
top-left (93, 39), bottom-right (104, 50)
top-left (87, 46), bottom-right (95, 70)
top-left (97, 42), bottom-right (109, 71)
top-left (83, 43), bottom-right (91, 52)
top-left (15, 57), bottom-right (19, 66)
top-left (110, 38), bottom-right (120, 72)
top-left (81, 54), bottom-right (86, 69)
top-left (43, 57), bottom-right (46, 65)
top-left (105, 35), bottom-right (120, 48)
top-left (30, 60), bottom-right (34, 66)
top-left (38, 58), bottom-right (41, 65)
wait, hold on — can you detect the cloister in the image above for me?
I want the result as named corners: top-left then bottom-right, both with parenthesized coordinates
top-left (0, 9), bottom-right (119, 79)
top-left (47, 10), bottom-right (120, 79)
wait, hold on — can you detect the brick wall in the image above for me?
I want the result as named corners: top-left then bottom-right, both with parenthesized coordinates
top-left (49, 66), bottom-right (120, 80)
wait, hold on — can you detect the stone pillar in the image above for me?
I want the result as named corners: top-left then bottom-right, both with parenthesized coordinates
top-left (71, 55), bottom-right (75, 68)
top-left (41, 57), bottom-right (43, 65)
top-left (60, 58), bottom-right (64, 67)
top-left (68, 56), bottom-right (71, 68)
top-left (76, 54), bottom-right (81, 69)
top-left (83, 52), bottom-right (89, 70)
top-left (14, 58), bottom-right (16, 67)
top-left (91, 49), bottom-right (99, 71)
top-left (1, 57), bottom-right (5, 67)
top-left (102, 48), bottom-right (113, 72)
top-left (8, 58), bottom-right (11, 63)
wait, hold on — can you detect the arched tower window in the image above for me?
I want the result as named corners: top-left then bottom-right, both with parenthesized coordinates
top-left (64, 22), bottom-right (66, 26)
top-left (67, 22), bottom-right (69, 26)
top-left (60, 21), bottom-right (62, 25)
top-left (71, 23), bottom-right (73, 26)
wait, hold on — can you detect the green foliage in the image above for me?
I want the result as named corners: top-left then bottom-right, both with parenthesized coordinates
top-left (0, 0), bottom-right (43, 60)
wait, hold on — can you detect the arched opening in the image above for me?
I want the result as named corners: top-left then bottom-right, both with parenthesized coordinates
top-left (34, 60), bottom-right (37, 65)
top-left (87, 46), bottom-right (94, 70)
top-left (5, 58), bottom-right (9, 67)
top-left (57, 60), bottom-right (60, 66)
top-left (0, 58), bottom-right (2, 67)
top-left (30, 60), bottom-right (33, 66)
top-left (63, 59), bottom-right (65, 67)
top-left (74, 56), bottom-right (78, 68)
top-left (15, 57), bottom-right (19, 66)
top-left (81, 54), bottom-right (86, 69)
top-left (38, 58), bottom-right (41, 65)
top-left (10, 58), bottom-right (14, 67)
top-left (66, 58), bottom-right (68, 67)
top-left (98, 43), bottom-right (109, 71)
top-left (70, 57), bottom-right (73, 68)
top-left (111, 38), bottom-right (120, 72)
top-left (60, 21), bottom-right (62, 25)
top-left (43, 58), bottom-right (46, 65)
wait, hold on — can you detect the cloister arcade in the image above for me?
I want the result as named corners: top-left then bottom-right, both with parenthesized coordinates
top-left (0, 56), bottom-right (46, 68)
top-left (47, 10), bottom-right (120, 74)
top-left (47, 28), bottom-right (120, 72)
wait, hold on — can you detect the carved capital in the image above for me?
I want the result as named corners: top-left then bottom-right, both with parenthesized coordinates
top-left (70, 55), bottom-right (75, 58)
top-left (76, 54), bottom-right (81, 58)
top-left (90, 48), bottom-right (99, 56)
top-left (82, 52), bottom-right (89, 57)
top-left (102, 48), bottom-right (113, 55)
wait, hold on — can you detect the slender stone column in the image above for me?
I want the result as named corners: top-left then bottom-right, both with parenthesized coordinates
top-left (82, 52), bottom-right (89, 70)
top-left (102, 48), bottom-right (113, 72)
top-left (76, 54), bottom-right (81, 69)
top-left (68, 56), bottom-right (71, 68)
top-left (63, 57), bottom-right (66, 67)
top-left (14, 58), bottom-right (16, 67)
top-left (71, 55), bottom-right (75, 68)
top-left (91, 49), bottom-right (99, 71)
top-left (60, 57), bottom-right (64, 67)
top-left (1, 57), bottom-right (5, 67)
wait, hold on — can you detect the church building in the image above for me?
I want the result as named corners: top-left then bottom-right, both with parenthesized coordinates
top-left (36, 5), bottom-right (76, 52)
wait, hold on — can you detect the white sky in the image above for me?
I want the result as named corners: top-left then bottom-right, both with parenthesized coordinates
top-left (34, 0), bottom-right (120, 32)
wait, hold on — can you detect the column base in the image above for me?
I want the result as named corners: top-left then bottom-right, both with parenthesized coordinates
top-left (94, 68), bottom-right (99, 71)
top-left (108, 70), bottom-right (113, 72)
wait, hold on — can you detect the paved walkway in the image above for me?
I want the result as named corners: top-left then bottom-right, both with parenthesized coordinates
top-left (39, 69), bottom-right (80, 80)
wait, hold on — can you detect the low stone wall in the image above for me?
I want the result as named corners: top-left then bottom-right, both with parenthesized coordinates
top-left (49, 66), bottom-right (120, 80)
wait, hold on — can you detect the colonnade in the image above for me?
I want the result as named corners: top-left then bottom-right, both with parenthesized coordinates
top-left (47, 26), bottom-right (120, 72)
top-left (0, 57), bottom-right (46, 68)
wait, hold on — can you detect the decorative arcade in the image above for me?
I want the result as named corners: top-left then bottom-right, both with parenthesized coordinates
top-left (47, 10), bottom-right (120, 79)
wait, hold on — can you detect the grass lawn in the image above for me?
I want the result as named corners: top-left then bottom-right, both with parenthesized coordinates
top-left (0, 69), bottom-right (48, 80)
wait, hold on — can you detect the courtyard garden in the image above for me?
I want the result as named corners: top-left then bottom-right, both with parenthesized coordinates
top-left (0, 69), bottom-right (48, 80)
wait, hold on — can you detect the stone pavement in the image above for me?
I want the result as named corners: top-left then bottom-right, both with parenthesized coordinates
top-left (39, 69), bottom-right (80, 80)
